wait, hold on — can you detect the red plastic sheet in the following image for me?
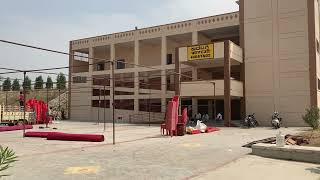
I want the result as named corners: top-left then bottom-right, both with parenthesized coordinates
top-left (47, 132), bottom-right (104, 142)
top-left (205, 127), bottom-right (220, 133)
top-left (26, 99), bottom-right (48, 124)
top-left (0, 125), bottom-right (33, 132)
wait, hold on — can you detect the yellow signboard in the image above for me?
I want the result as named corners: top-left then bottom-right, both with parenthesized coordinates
top-left (187, 44), bottom-right (214, 61)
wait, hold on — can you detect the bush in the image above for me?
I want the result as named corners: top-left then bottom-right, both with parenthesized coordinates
top-left (302, 107), bottom-right (320, 130)
top-left (0, 146), bottom-right (18, 177)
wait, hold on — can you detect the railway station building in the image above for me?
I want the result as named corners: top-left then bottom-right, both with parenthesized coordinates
top-left (69, 0), bottom-right (320, 126)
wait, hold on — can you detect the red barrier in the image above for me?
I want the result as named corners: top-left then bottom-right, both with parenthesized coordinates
top-left (25, 131), bottom-right (55, 138)
top-left (0, 125), bottom-right (33, 132)
top-left (47, 132), bottom-right (104, 142)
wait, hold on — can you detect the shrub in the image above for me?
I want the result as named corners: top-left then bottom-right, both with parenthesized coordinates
top-left (0, 146), bottom-right (18, 177)
top-left (302, 107), bottom-right (320, 130)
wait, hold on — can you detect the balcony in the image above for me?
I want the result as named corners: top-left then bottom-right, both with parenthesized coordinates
top-left (178, 41), bottom-right (243, 67)
top-left (180, 79), bottom-right (243, 97)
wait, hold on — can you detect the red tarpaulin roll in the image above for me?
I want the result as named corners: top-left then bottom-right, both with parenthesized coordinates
top-left (205, 127), bottom-right (220, 133)
top-left (47, 132), bottom-right (104, 142)
top-left (24, 131), bottom-right (56, 138)
top-left (0, 125), bottom-right (33, 132)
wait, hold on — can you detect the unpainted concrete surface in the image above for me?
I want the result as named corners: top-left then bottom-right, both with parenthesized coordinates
top-left (0, 121), bottom-right (311, 180)
top-left (193, 155), bottom-right (320, 180)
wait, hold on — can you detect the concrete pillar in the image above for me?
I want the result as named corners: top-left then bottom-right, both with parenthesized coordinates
top-left (161, 36), bottom-right (167, 112)
top-left (134, 40), bottom-right (139, 113)
top-left (110, 44), bottom-right (115, 119)
top-left (224, 41), bottom-right (231, 127)
top-left (192, 98), bottom-right (198, 116)
top-left (89, 47), bottom-right (94, 72)
top-left (191, 31), bottom-right (199, 116)
top-left (192, 31), bottom-right (198, 45)
top-left (208, 100), bottom-right (213, 118)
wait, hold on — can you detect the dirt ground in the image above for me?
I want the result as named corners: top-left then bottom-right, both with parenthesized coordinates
top-left (299, 129), bottom-right (320, 147)
top-left (0, 122), bottom-right (310, 180)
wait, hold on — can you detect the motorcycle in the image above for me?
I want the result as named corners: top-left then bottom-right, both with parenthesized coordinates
top-left (271, 112), bottom-right (282, 129)
top-left (244, 113), bottom-right (258, 128)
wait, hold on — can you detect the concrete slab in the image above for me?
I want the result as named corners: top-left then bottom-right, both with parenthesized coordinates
top-left (192, 155), bottom-right (320, 180)
top-left (0, 121), bottom-right (309, 180)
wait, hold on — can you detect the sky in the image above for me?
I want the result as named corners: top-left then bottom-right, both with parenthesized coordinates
top-left (0, 0), bottom-right (238, 81)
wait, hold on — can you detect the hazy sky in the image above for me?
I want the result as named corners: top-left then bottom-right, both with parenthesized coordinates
top-left (0, 0), bottom-right (238, 81)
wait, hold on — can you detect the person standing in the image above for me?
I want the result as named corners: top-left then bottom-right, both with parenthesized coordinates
top-left (19, 91), bottom-right (24, 110)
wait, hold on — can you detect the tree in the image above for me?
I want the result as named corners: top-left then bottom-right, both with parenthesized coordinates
top-left (302, 107), bottom-right (320, 130)
top-left (46, 76), bottom-right (53, 89)
top-left (2, 78), bottom-right (11, 91)
top-left (34, 76), bottom-right (44, 89)
top-left (11, 79), bottom-right (20, 91)
top-left (22, 76), bottom-right (32, 91)
top-left (0, 146), bottom-right (18, 178)
top-left (56, 73), bottom-right (66, 90)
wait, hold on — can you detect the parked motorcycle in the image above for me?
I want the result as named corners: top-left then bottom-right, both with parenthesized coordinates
top-left (244, 113), bottom-right (258, 128)
top-left (271, 112), bottom-right (282, 129)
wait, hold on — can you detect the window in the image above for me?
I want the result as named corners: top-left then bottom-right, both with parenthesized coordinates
top-left (167, 54), bottom-right (173, 65)
top-left (317, 40), bottom-right (319, 54)
top-left (96, 63), bottom-right (105, 71)
top-left (318, 78), bottom-right (320, 90)
top-left (116, 59), bottom-right (125, 69)
top-left (74, 52), bottom-right (89, 62)
top-left (72, 76), bottom-right (87, 83)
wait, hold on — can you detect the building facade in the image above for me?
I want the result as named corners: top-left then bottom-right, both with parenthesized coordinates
top-left (69, 0), bottom-right (320, 126)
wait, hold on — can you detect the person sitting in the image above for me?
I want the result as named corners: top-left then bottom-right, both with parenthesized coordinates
top-left (195, 113), bottom-right (202, 121)
top-left (216, 113), bottom-right (223, 121)
top-left (202, 113), bottom-right (210, 123)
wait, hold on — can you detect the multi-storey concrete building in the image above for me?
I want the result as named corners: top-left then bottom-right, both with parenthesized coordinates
top-left (69, 0), bottom-right (320, 126)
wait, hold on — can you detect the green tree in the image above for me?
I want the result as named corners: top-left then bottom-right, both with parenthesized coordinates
top-left (2, 78), bottom-right (11, 91)
top-left (0, 146), bottom-right (18, 178)
top-left (303, 107), bottom-right (320, 130)
top-left (34, 76), bottom-right (44, 89)
top-left (11, 79), bottom-right (20, 91)
top-left (56, 73), bottom-right (66, 90)
top-left (22, 76), bottom-right (32, 91)
top-left (46, 76), bottom-right (53, 89)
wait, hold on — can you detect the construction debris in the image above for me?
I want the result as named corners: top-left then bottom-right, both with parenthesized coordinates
top-left (243, 134), bottom-right (309, 148)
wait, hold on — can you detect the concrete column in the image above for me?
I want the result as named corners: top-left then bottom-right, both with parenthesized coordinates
top-left (161, 36), bottom-right (167, 112)
top-left (208, 100), bottom-right (213, 118)
top-left (110, 44), bottom-right (115, 119)
top-left (224, 41), bottom-right (231, 127)
top-left (89, 47), bottom-right (94, 72)
top-left (191, 31), bottom-right (199, 116)
top-left (192, 31), bottom-right (198, 45)
top-left (134, 40), bottom-right (139, 113)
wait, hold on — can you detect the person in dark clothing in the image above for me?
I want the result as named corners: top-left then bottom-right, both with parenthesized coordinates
top-left (19, 91), bottom-right (24, 107)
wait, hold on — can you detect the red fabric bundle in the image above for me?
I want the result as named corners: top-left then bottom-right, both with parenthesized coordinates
top-left (26, 99), bottom-right (48, 124)
top-left (47, 132), bottom-right (104, 142)
top-left (0, 125), bottom-right (33, 132)
top-left (188, 129), bottom-right (201, 134)
top-left (205, 127), bottom-right (220, 133)
top-left (24, 131), bottom-right (55, 138)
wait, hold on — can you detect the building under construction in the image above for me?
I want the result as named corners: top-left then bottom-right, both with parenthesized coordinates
top-left (69, 0), bottom-right (320, 126)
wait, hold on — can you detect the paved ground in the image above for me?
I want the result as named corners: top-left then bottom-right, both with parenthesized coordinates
top-left (0, 121), bottom-right (312, 180)
top-left (193, 155), bottom-right (320, 180)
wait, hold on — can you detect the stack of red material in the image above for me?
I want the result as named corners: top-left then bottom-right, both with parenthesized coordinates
top-left (0, 125), bottom-right (33, 132)
top-left (47, 132), bottom-right (105, 142)
top-left (205, 127), bottom-right (220, 133)
top-left (24, 131), bottom-right (54, 138)
top-left (26, 99), bottom-right (48, 124)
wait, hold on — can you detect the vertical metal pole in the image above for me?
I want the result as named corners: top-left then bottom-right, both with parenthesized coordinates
top-left (58, 89), bottom-right (61, 121)
top-left (111, 61), bottom-right (115, 145)
top-left (149, 85), bottom-right (151, 127)
top-left (98, 87), bottom-right (100, 124)
top-left (103, 78), bottom-right (106, 132)
top-left (23, 72), bottom-right (26, 137)
top-left (213, 82), bottom-right (216, 119)
top-left (5, 91), bottom-right (7, 106)
top-left (46, 86), bottom-right (49, 128)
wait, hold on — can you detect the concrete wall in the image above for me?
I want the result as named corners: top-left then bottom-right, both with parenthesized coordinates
top-left (244, 0), bottom-right (310, 126)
